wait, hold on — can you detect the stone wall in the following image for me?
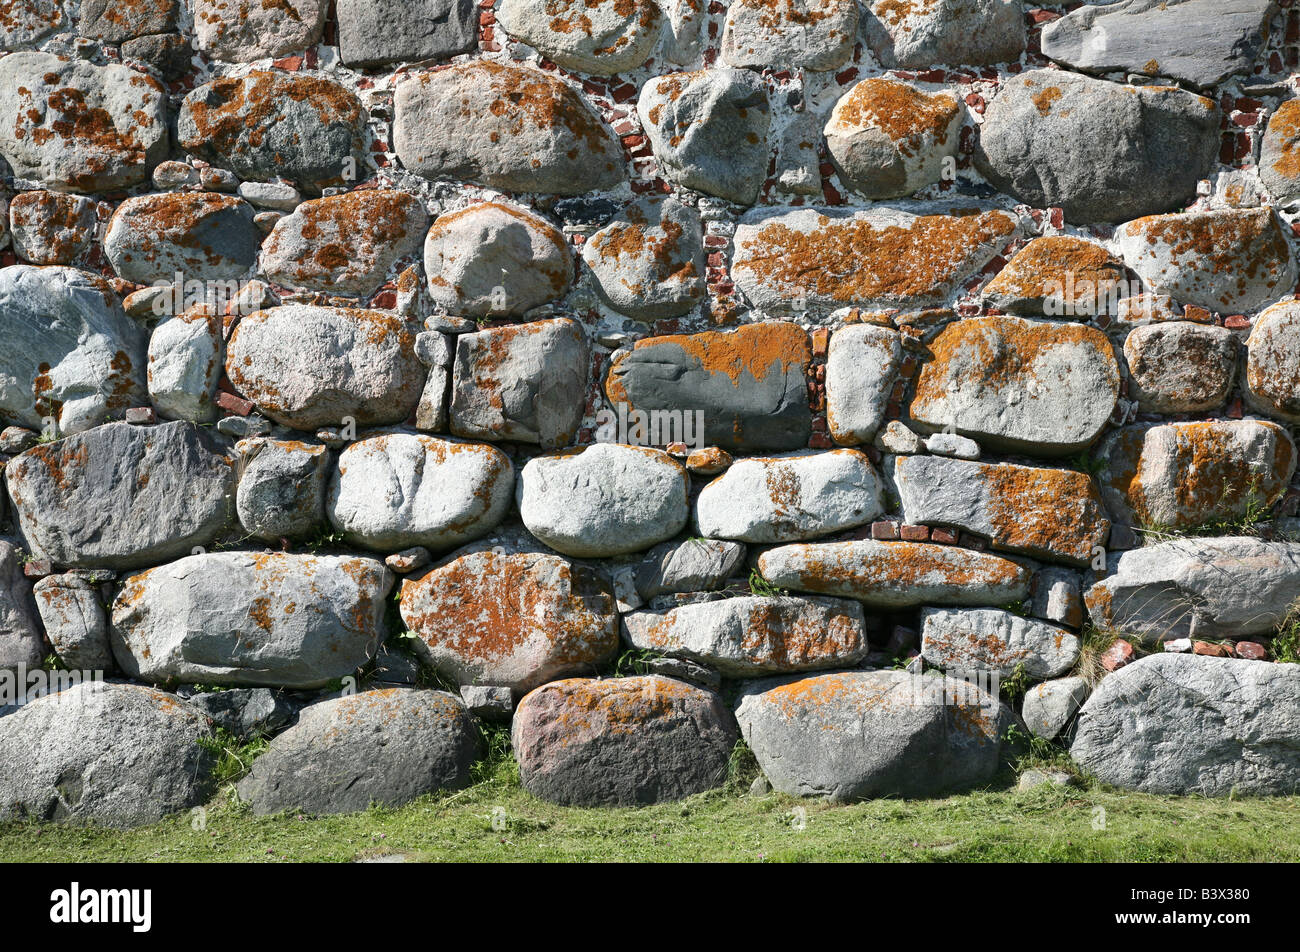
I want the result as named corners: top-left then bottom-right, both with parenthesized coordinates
top-left (0, 0), bottom-right (1298, 827)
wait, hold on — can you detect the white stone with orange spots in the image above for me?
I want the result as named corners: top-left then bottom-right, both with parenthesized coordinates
top-left (1246, 300), bottom-right (1300, 423)
top-left (193, 0), bottom-right (327, 63)
top-left (825, 324), bottom-right (903, 445)
top-left (863, 0), bottom-right (1025, 68)
top-left (920, 607), bottom-right (1080, 680)
top-left (497, 0), bottom-right (663, 75)
top-left (721, 0), bottom-right (858, 72)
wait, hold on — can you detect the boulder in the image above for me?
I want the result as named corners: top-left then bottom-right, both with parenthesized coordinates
top-left (622, 594), bottom-right (868, 676)
top-left (225, 306), bottom-right (424, 430)
top-left (32, 574), bottom-right (110, 671)
top-left (193, 0), bottom-right (327, 63)
top-left (6, 421), bottom-right (234, 570)
top-left (0, 541), bottom-right (42, 672)
top-left (1260, 99), bottom-right (1300, 205)
top-left (634, 538), bottom-right (747, 599)
top-left (518, 444), bottom-right (689, 557)
top-left (449, 318), bottom-right (588, 449)
top-left (260, 190), bottom-right (428, 297)
top-left (1084, 536), bottom-right (1300, 641)
top-left (237, 688), bottom-right (478, 814)
top-left (863, 0), bottom-right (1025, 68)
top-left (0, 53), bottom-right (168, 192)
top-left (605, 321), bottom-right (812, 452)
top-left (908, 315), bottom-right (1120, 456)
top-left (581, 197), bottom-right (706, 321)
top-left (111, 552), bottom-right (392, 688)
top-left (497, 0), bottom-right (663, 75)
top-left (0, 681), bottom-right (213, 828)
top-left (236, 438), bottom-right (329, 541)
top-left (825, 324), bottom-right (903, 445)
top-left (337, 0), bottom-right (478, 67)
top-left (1097, 420), bottom-right (1296, 531)
top-left (399, 546), bottom-right (619, 695)
top-left (982, 236), bottom-right (1126, 317)
top-left (393, 61), bottom-right (624, 195)
top-left (695, 449), bottom-right (884, 543)
top-left (1123, 322), bottom-right (1238, 413)
top-left (1040, 0), bottom-right (1275, 90)
top-left (636, 69), bottom-right (770, 205)
top-left (1247, 300), bottom-right (1300, 422)
top-left (975, 69), bottom-right (1220, 223)
top-left (8, 190), bottom-right (97, 265)
top-left (721, 0), bottom-right (858, 71)
top-left (1115, 208), bottom-right (1296, 315)
top-left (824, 79), bottom-right (963, 199)
top-left (756, 540), bottom-right (1033, 608)
top-left (732, 204), bottom-right (1019, 315)
top-left (147, 307), bottom-right (224, 423)
top-left (1022, 676), bottom-right (1088, 740)
top-left (920, 608), bottom-right (1080, 680)
top-left (1071, 654), bottom-right (1300, 796)
top-left (513, 676), bottom-right (736, 806)
top-left (893, 455), bottom-right (1110, 566)
top-left (736, 669), bottom-right (1014, 800)
top-left (0, 0), bottom-right (65, 49)
top-left (178, 71), bottom-right (367, 193)
top-left (0, 265), bottom-right (148, 435)
top-left (423, 202), bottom-right (572, 318)
top-left (104, 193), bottom-right (258, 285)
top-left (328, 432), bottom-right (512, 552)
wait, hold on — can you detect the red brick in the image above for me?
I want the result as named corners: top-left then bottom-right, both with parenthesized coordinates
top-left (1223, 314), bottom-right (1251, 330)
top-left (871, 520), bottom-right (900, 541)
top-left (899, 524), bottom-right (930, 541)
top-left (1192, 640), bottom-right (1231, 657)
top-left (216, 391), bottom-right (255, 416)
top-left (930, 527), bottom-right (959, 545)
top-left (1100, 639), bottom-right (1135, 672)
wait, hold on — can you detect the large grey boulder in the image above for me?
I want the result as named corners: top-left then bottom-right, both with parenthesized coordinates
top-left (863, 0), bottom-right (1025, 68)
top-left (622, 594), bottom-right (868, 676)
top-left (1247, 300), bottom-right (1300, 422)
top-left (260, 190), bottom-right (428, 298)
top-left (6, 422), bottom-right (234, 570)
top-left (1071, 654), bottom-right (1300, 796)
top-left (0, 542), bottom-right (43, 672)
top-left (236, 438), bottom-right (329, 542)
top-left (920, 608), bottom-right (1080, 680)
top-left (1041, 0), bottom-right (1275, 90)
top-left (497, 0), bottom-right (663, 74)
top-left (1097, 420), bottom-right (1296, 531)
top-left (423, 202), bottom-right (572, 318)
top-left (110, 552), bottom-right (393, 688)
top-left (337, 0), bottom-right (478, 67)
top-left (732, 204), bottom-right (1019, 316)
top-left (393, 61), bottom-right (624, 195)
top-left (721, 0), bottom-right (858, 71)
top-left (636, 69), bottom-right (770, 205)
top-left (975, 69), bottom-right (1220, 223)
top-left (893, 455), bottom-right (1110, 566)
top-left (1116, 208), bottom-right (1296, 316)
top-left (605, 321), bottom-right (812, 452)
top-left (908, 315), bottom-right (1120, 456)
top-left (825, 324), bottom-right (903, 445)
top-left (581, 197), bottom-right (706, 321)
top-left (694, 450), bottom-right (883, 543)
top-left (399, 545), bottom-right (619, 696)
top-left (513, 676), bottom-right (736, 806)
top-left (757, 541), bottom-right (1033, 608)
top-left (328, 433), bottom-right (513, 552)
top-left (518, 444), bottom-right (689, 558)
top-left (1084, 537), bottom-right (1300, 642)
top-left (0, 265), bottom-right (148, 435)
top-left (104, 193), bottom-right (259, 285)
top-left (178, 71), bottom-right (367, 193)
top-left (634, 538), bottom-right (747, 599)
top-left (0, 681), bottom-right (213, 828)
top-left (449, 318), bottom-right (588, 449)
top-left (237, 688), bottom-right (478, 815)
top-left (193, 0), bottom-right (327, 62)
top-left (225, 306), bottom-right (424, 430)
top-left (32, 574), bottom-right (111, 671)
top-left (0, 53), bottom-right (168, 192)
top-left (736, 670), bottom-right (1014, 800)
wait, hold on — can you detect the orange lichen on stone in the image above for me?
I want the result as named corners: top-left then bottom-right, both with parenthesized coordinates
top-left (829, 78), bottom-right (960, 156)
top-left (983, 235), bottom-right (1125, 312)
top-left (1269, 99), bottom-right (1300, 181)
top-left (180, 70), bottom-right (361, 153)
top-left (982, 464), bottom-right (1109, 562)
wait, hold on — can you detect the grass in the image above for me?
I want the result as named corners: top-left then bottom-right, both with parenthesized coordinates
top-left (1, 770), bottom-right (1296, 863)
top-left (1136, 475), bottom-right (1274, 542)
